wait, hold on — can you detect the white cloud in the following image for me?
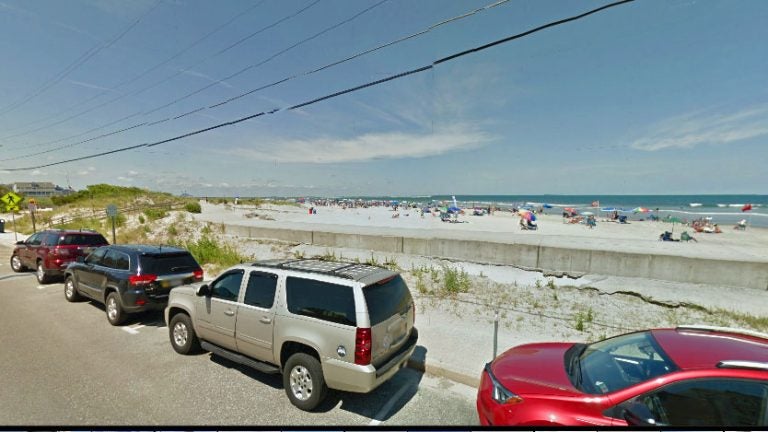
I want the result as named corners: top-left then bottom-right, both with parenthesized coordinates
top-left (227, 127), bottom-right (492, 164)
top-left (631, 104), bottom-right (768, 151)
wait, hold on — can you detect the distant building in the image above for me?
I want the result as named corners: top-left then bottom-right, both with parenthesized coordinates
top-left (11, 182), bottom-right (74, 197)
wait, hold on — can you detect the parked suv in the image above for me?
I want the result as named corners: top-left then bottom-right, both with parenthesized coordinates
top-left (165, 258), bottom-right (419, 411)
top-left (64, 244), bottom-right (203, 325)
top-left (11, 229), bottom-right (109, 283)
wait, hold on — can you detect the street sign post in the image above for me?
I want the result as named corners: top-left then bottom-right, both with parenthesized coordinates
top-left (106, 204), bottom-right (118, 243)
top-left (1, 192), bottom-right (23, 240)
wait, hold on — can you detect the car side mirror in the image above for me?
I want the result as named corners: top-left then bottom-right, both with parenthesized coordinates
top-left (195, 284), bottom-right (211, 297)
top-left (16, 240), bottom-right (24, 245)
top-left (76, 256), bottom-right (85, 263)
top-left (622, 402), bottom-right (664, 427)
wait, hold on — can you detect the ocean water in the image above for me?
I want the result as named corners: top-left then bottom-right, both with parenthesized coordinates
top-left (331, 194), bottom-right (768, 228)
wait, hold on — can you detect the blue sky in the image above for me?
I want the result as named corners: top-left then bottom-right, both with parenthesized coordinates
top-left (0, 0), bottom-right (766, 196)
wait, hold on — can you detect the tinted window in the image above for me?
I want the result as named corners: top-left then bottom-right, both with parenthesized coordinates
top-left (139, 253), bottom-right (200, 274)
top-left (210, 270), bottom-right (243, 302)
top-left (85, 247), bottom-right (108, 265)
top-left (41, 233), bottom-right (59, 246)
top-left (244, 271), bottom-right (277, 309)
top-left (286, 277), bottom-right (356, 326)
top-left (363, 275), bottom-right (412, 326)
top-left (59, 234), bottom-right (108, 246)
top-left (103, 250), bottom-right (129, 270)
top-left (622, 379), bottom-right (768, 426)
top-left (27, 233), bottom-right (42, 245)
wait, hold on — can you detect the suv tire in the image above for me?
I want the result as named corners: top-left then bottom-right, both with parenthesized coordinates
top-left (36, 261), bottom-right (50, 284)
top-left (169, 313), bottom-right (201, 354)
top-left (10, 255), bottom-right (25, 272)
top-left (283, 352), bottom-right (328, 411)
top-left (105, 292), bottom-right (126, 326)
top-left (64, 276), bottom-right (82, 302)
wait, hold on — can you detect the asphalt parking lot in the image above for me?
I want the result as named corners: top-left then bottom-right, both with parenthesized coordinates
top-left (0, 246), bottom-right (478, 427)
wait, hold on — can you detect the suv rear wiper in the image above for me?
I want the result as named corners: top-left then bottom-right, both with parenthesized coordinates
top-left (170, 266), bottom-right (194, 272)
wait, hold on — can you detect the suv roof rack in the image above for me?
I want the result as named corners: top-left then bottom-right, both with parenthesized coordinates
top-left (253, 258), bottom-right (386, 281)
top-left (676, 324), bottom-right (768, 340)
top-left (716, 360), bottom-right (768, 371)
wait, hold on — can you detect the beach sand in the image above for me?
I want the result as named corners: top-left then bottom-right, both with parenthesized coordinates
top-left (193, 202), bottom-right (768, 262)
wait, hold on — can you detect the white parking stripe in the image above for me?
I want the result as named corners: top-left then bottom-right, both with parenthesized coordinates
top-left (37, 285), bottom-right (48, 290)
top-left (122, 327), bottom-right (140, 335)
top-left (369, 380), bottom-right (412, 425)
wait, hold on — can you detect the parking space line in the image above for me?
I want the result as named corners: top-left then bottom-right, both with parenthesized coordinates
top-left (369, 381), bottom-right (412, 425)
top-left (122, 327), bottom-right (140, 335)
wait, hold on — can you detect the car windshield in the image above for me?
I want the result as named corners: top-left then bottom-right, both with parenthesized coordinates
top-left (569, 331), bottom-right (677, 395)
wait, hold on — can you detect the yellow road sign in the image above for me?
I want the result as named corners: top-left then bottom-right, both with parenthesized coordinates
top-left (1, 191), bottom-right (21, 206)
top-left (5, 204), bottom-right (19, 212)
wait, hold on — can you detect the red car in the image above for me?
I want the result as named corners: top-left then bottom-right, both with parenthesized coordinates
top-left (477, 325), bottom-right (768, 427)
top-left (11, 229), bottom-right (109, 283)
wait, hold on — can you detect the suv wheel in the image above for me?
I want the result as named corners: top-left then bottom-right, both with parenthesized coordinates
top-left (105, 292), bottom-right (126, 326)
top-left (283, 353), bottom-right (328, 411)
top-left (36, 261), bottom-right (50, 284)
top-left (10, 255), bottom-right (25, 272)
top-left (64, 277), bottom-right (82, 302)
top-left (169, 313), bottom-right (201, 355)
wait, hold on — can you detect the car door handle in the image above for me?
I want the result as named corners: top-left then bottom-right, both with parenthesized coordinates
top-left (224, 310), bottom-right (235, 316)
top-left (259, 317), bottom-right (272, 324)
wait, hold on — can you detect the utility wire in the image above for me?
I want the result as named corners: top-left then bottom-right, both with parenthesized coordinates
top-left (0, 0), bottom-right (266, 138)
top-left (2, 0), bottom-right (508, 162)
top-left (0, 0), bottom-right (315, 144)
top-left (5, 0), bottom-right (634, 172)
top-left (0, 1), bottom-right (161, 119)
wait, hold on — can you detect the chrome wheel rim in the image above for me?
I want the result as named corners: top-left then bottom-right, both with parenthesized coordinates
top-left (107, 297), bottom-right (118, 321)
top-left (37, 264), bottom-right (44, 280)
top-left (289, 365), bottom-right (313, 401)
top-left (65, 280), bottom-right (74, 298)
top-left (173, 322), bottom-right (188, 347)
top-left (11, 256), bottom-right (20, 271)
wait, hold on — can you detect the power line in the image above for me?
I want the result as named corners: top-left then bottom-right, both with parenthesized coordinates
top-left (0, 0), bottom-right (266, 138)
top-left (2, 0), bottom-right (510, 162)
top-left (0, 0), bottom-right (315, 145)
top-left (5, 0), bottom-right (635, 172)
top-left (0, 1), bottom-right (161, 119)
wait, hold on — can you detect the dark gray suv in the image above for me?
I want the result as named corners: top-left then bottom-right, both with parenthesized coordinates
top-left (64, 244), bottom-right (203, 325)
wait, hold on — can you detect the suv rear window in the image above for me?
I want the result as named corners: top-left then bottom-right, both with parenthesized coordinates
top-left (286, 277), bottom-right (356, 326)
top-left (139, 253), bottom-right (200, 274)
top-left (363, 275), bottom-right (412, 326)
top-left (58, 233), bottom-right (108, 246)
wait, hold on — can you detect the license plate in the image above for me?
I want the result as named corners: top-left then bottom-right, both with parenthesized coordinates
top-left (161, 279), bottom-right (183, 288)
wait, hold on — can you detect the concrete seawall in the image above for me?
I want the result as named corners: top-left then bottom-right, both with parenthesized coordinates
top-left (223, 224), bottom-right (768, 290)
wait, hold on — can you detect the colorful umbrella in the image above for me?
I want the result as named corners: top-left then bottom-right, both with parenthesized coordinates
top-left (632, 207), bottom-right (650, 213)
top-left (564, 207), bottom-right (577, 213)
top-left (521, 212), bottom-right (533, 221)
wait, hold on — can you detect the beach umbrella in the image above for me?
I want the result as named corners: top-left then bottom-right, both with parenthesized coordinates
top-left (667, 216), bottom-right (683, 234)
top-left (564, 207), bottom-right (577, 214)
top-left (632, 207), bottom-right (650, 213)
top-left (581, 211), bottom-right (594, 216)
top-left (543, 204), bottom-right (553, 209)
top-left (601, 207), bottom-right (617, 212)
top-left (521, 212), bottom-right (533, 221)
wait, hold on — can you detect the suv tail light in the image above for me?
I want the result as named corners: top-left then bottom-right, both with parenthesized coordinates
top-left (129, 274), bottom-right (157, 286)
top-left (50, 247), bottom-right (70, 257)
top-left (355, 328), bottom-right (372, 365)
top-left (193, 269), bottom-right (204, 281)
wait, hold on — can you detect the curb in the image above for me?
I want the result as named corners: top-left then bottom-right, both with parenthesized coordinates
top-left (407, 356), bottom-right (481, 388)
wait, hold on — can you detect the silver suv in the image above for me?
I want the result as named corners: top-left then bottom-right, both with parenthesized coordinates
top-left (165, 258), bottom-right (418, 411)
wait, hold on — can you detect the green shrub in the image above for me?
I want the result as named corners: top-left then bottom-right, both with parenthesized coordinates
top-left (443, 266), bottom-right (470, 294)
top-left (168, 225), bottom-right (178, 237)
top-left (138, 215), bottom-right (145, 224)
top-left (143, 207), bottom-right (168, 221)
top-left (183, 236), bottom-right (248, 267)
top-left (185, 201), bottom-right (202, 213)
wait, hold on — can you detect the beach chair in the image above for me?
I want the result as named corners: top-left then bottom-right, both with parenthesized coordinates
top-left (680, 231), bottom-right (697, 242)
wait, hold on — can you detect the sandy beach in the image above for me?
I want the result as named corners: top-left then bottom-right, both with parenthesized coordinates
top-left (193, 201), bottom-right (768, 262)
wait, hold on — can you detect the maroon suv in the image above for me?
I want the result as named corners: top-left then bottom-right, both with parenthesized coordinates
top-left (11, 229), bottom-right (109, 283)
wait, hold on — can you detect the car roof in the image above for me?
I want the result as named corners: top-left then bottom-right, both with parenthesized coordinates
top-left (42, 229), bottom-right (104, 236)
top-left (105, 244), bottom-right (190, 255)
top-left (652, 327), bottom-right (768, 370)
top-left (252, 258), bottom-right (397, 285)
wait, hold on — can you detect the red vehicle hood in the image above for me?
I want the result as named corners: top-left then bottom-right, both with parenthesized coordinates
top-left (490, 342), bottom-right (581, 396)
